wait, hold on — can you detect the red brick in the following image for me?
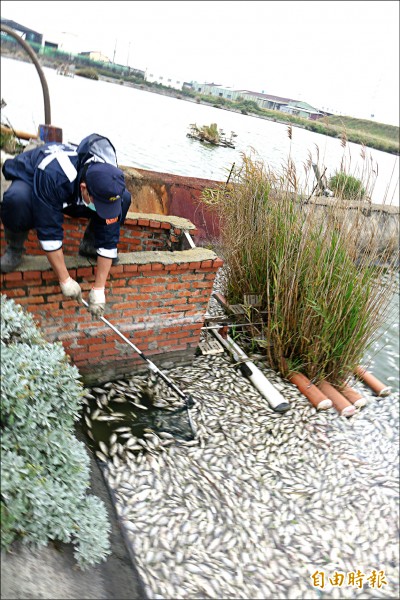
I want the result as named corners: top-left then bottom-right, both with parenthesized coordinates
top-left (109, 265), bottom-right (124, 275)
top-left (76, 267), bottom-right (94, 277)
top-left (18, 296), bottom-right (45, 305)
top-left (42, 271), bottom-right (59, 282)
top-left (138, 264), bottom-right (152, 272)
top-left (151, 263), bottom-right (164, 271)
top-left (2, 272), bottom-right (22, 281)
top-left (1, 288), bottom-right (25, 298)
top-left (200, 260), bottom-right (213, 268)
top-left (121, 309), bottom-right (142, 317)
top-left (22, 271), bottom-right (42, 280)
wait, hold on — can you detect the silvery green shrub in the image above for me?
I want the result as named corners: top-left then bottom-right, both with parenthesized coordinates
top-left (0, 293), bottom-right (45, 345)
top-left (1, 295), bottom-right (111, 569)
top-left (1, 342), bottom-right (83, 430)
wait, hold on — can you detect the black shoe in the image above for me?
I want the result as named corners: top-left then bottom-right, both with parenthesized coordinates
top-left (78, 239), bottom-right (97, 259)
top-left (1, 229), bottom-right (28, 273)
top-left (0, 248), bottom-right (24, 273)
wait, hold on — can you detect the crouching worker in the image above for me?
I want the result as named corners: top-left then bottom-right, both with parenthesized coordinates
top-left (0, 133), bottom-right (131, 317)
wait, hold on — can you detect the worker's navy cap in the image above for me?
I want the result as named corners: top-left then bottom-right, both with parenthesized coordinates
top-left (86, 162), bottom-right (126, 220)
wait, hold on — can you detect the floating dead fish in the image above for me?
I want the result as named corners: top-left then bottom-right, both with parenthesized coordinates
top-left (109, 433), bottom-right (118, 445)
top-left (92, 387), bottom-right (107, 394)
top-left (98, 441), bottom-right (109, 455)
top-left (95, 451), bottom-right (108, 462)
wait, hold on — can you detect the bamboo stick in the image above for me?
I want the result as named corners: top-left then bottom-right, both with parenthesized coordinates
top-left (288, 372), bottom-right (332, 410)
top-left (317, 381), bottom-right (356, 417)
top-left (354, 366), bottom-right (392, 397)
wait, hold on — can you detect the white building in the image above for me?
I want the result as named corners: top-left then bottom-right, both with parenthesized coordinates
top-left (191, 82), bottom-right (240, 100)
top-left (145, 68), bottom-right (185, 90)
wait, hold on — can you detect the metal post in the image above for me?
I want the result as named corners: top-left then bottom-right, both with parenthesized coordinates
top-left (1, 24), bottom-right (51, 125)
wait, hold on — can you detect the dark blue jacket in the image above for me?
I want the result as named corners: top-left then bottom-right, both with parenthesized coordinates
top-left (2, 134), bottom-right (129, 252)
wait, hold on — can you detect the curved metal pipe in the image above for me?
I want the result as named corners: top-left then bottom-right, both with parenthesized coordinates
top-left (1, 23), bottom-right (51, 124)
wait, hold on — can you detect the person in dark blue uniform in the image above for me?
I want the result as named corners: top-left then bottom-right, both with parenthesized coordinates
top-left (0, 133), bottom-right (131, 317)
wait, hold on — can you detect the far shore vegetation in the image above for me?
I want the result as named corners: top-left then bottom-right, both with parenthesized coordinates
top-left (1, 40), bottom-right (399, 156)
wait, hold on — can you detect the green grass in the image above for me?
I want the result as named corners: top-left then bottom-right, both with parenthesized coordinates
top-left (328, 171), bottom-right (366, 200)
top-left (194, 95), bottom-right (399, 155)
top-left (324, 115), bottom-right (399, 143)
top-left (75, 68), bottom-right (99, 80)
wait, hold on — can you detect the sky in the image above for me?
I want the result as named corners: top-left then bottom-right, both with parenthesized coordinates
top-left (2, 0), bottom-right (399, 125)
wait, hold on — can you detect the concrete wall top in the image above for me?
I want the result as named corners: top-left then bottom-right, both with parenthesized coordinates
top-left (9, 247), bottom-right (220, 273)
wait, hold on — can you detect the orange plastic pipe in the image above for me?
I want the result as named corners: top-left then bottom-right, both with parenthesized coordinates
top-left (339, 384), bottom-right (367, 408)
top-left (317, 381), bottom-right (355, 417)
top-left (288, 372), bottom-right (332, 410)
top-left (0, 124), bottom-right (37, 141)
top-left (354, 366), bottom-right (392, 397)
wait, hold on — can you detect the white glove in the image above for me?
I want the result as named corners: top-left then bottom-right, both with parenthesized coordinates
top-left (88, 287), bottom-right (106, 318)
top-left (60, 277), bottom-right (82, 302)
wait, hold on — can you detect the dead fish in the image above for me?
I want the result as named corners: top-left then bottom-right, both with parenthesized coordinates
top-left (95, 451), bottom-right (108, 462)
top-left (109, 433), bottom-right (118, 445)
top-left (92, 387), bottom-right (107, 394)
top-left (98, 441), bottom-right (109, 455)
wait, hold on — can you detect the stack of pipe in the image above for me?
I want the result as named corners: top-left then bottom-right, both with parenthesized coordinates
top-left (317, 381), bottom-right (356, 417)
top-left (288, 373), bottom-right (332, 411)
top-left (339, 384), bottom-right (368, 408)
top-left (354, 366), bottom-right (392, 397)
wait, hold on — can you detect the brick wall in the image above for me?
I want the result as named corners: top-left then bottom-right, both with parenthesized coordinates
top-left (0, 214), bottom-right (223, 386)
top-left (0, 211), bottom-right (198, 256)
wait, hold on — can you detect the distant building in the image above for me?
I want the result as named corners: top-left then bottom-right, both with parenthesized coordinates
top-left (234, 90), bottom-right (292, 111)
top-left (191, 82), bottom-right (240, 100)
top-left (1, 18), bottom-right (42, 45)
top-left (190, 82), bottom-right (327, 120)
top-left (280, 100), bottom-right (324, 120)
top-left (78, 50), bottom-right (110, 63)
top-left (145, 69), bottom-right (185, 90)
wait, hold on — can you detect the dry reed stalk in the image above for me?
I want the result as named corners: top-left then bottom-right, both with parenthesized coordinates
top-left (200, 148), bottom-right (398, 387)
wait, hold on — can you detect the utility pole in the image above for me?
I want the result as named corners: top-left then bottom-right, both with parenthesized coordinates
top-left (112, 39), bottom-right (117, 64)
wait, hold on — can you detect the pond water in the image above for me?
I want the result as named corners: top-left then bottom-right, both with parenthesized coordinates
top-left (1, 56), bottom-right (398, 391)
top-left (1, 56), bottom-right (399, 206)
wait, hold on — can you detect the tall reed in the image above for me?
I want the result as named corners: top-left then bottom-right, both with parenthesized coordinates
top-left (201, 148), bottom-right (398, 385)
